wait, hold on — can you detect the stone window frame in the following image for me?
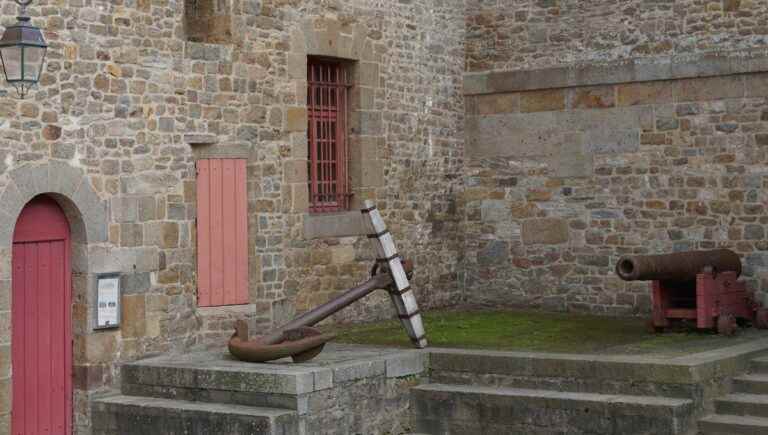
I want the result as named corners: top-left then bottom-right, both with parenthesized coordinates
top-left (306, 56), bottom-right (353, 214)
top-left (284, 17), bottom-right (386, 239)
top-left (185, 140), bottom-right (263, 322)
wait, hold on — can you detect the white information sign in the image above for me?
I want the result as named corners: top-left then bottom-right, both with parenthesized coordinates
top-left (96, 274), bottom-right (120, 329)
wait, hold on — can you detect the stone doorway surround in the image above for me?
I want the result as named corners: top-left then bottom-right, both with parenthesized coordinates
top-left (0, 161), bottom-right (108, 435)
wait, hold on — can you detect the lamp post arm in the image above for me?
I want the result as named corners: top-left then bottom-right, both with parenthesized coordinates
top-left (14, 0), bottom-right (33, 17)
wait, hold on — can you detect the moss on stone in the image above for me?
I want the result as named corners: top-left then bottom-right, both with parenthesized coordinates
top-left (325, 309), bottom-right (768, 355)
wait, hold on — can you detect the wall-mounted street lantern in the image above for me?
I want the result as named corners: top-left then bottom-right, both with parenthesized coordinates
top-left (0, 0), bottom-right (47, 99)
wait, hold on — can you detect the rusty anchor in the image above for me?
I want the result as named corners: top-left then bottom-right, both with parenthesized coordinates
top-left (228, 200), bottom-right (428, 363)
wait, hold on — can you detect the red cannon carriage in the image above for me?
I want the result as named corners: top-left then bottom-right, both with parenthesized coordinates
top-left (616, 249), bottom-right (768, 335)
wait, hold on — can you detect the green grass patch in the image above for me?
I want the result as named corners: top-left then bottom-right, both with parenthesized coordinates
top-left (323, 309), bottom-right (768, 355)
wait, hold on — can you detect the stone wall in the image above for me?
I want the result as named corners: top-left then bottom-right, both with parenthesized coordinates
top-left (466, 0), bottom-right (768, 73)
top-left (462, 0), bottom-right (768, 314)
top-left (464, 55), bottom-right (768, 314)
top-left (275, 1), bottom-right (466, 327)
top-left (9, 0), bottom-right (768, 430)
top-left (0, 0), bottom-right (466, 433)
top-left (0, 0), bottom-right (199, 430)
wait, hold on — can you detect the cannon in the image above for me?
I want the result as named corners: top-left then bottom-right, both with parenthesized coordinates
top-left (228, 201), bottom-right (427, 363)
top-left (616, 249), bottom-right (768, 335)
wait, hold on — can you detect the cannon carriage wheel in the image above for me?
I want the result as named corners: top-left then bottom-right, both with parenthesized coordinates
top-left (755, 309), bottom-right (768, 329)
top-left (717, 314), bottom-right (737, 336)
top-left (645, 319), bottom-right (664, 334)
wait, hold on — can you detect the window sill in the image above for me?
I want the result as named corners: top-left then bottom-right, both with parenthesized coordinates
top-left (196, 303), bottom-right (256, 315)
top-left (303, 211), bottom-right (366, 240)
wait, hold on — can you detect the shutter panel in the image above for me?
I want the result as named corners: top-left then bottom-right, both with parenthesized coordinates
top-left (197, 158), bottom-right (249, 306)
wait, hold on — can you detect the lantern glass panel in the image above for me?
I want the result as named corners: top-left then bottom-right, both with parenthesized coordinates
top-left (22, 45), bottom-right (45, 82)
top-left (0, 45), bottom-right (22, 82)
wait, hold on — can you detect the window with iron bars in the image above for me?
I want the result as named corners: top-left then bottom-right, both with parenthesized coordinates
top-left (307, 58), bottom-right (352, 213)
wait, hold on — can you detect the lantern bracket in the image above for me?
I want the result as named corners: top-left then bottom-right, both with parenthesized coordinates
top-left (14, 0), bottom-right (33, 16)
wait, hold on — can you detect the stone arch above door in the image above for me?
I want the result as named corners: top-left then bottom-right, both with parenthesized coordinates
top-left (0, 161), bottom-right (108, 248)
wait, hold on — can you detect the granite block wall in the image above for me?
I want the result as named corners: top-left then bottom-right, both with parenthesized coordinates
top-left (4, 0), bottom-right (768, 431)
top-left (463, 0), bottom-right (768, 313)
top-left (466, 0), bottom-right (768, 73)
top-left (465, 68), bottom-right (768, 313)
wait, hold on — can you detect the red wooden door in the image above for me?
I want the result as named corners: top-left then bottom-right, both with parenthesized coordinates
top-left (11, 196), bottom-right (72, 435)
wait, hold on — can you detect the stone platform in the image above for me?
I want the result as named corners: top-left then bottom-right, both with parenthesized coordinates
top-left (92, 344), bottom-right (428, 435)
top-left (415, 338), bottom-right (768, 434)
top-left (92, 339), bottom-right (768, 434)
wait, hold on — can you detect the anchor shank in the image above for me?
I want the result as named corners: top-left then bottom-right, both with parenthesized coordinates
top-left (260, 272), bottom-right (393, 345)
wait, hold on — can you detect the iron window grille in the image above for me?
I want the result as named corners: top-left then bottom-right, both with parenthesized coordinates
top-left (307, 58), bottom-right (352, 213)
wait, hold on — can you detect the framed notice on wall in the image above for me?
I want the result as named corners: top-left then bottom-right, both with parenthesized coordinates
top-left (95, 273), bottom-right (121, 330)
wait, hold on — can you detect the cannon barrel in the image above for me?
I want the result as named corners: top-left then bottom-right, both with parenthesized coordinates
top-left (615, 249), bottom-right (742, 282)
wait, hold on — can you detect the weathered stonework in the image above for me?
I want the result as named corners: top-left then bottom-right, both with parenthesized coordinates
top-left (465, 67), bottom-right (768, 313)
top-left (101, 345), bottom-right (428, 435)
top-left (184, 0), bottom-right (232, 44)
top-left (0, 1), bottom-right (465, 432)
top-left (461, 0), bottom-right (768, 314)
top-left (466, 0), bottom-right (768, 73)
top-left (4, 0), bottom-right (768, 432)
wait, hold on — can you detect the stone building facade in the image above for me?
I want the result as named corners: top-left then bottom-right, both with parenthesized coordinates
top-left (0, 0), bottom-right (465, 432)
top-left (2, 0), bottom-right (768, 433)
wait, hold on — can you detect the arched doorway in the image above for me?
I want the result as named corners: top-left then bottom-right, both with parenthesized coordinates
top-left (11, 195), bottom-right (72, 435)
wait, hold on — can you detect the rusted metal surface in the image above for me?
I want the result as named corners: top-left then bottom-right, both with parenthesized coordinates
top-left (717, 314), bottom-right (737, 336)
top-left (228, 321), bottom-right (336, 363)
top-left (617, 249), bottom-right (766, 335)
top-left (261, 265), bottom-right (403, 345)
top-left (228, 261), bottom-right (414, 363)
top-left (229, 204), bottom-right (425, 363)
top-left (756, 309), bottom-right (768, 330)
top-left (615, 248), bottom-right (742, 282)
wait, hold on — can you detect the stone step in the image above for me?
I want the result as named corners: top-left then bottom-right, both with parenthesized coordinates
top-left (733, 374), bottom-right (768, 395)
top-left (91, 394), bottom-right (299, 435)
top-left (715, 393), bottom-right (768, 417)
top-left (699, 414), bottom-right (768, 434)
top-left (120, 347), bottom-right (426, 412)
top-left (411, 383), bottom-right (694, 435)
top-left (750, 355), bottom-right (768, 373)
top-left (427, 348), bottom-right (728, 401)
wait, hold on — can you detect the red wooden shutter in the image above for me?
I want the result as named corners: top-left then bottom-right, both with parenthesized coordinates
top-left (197, 158), bottom-right (249, 306)
top-left (308, 58), bottom-right (351, 213)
